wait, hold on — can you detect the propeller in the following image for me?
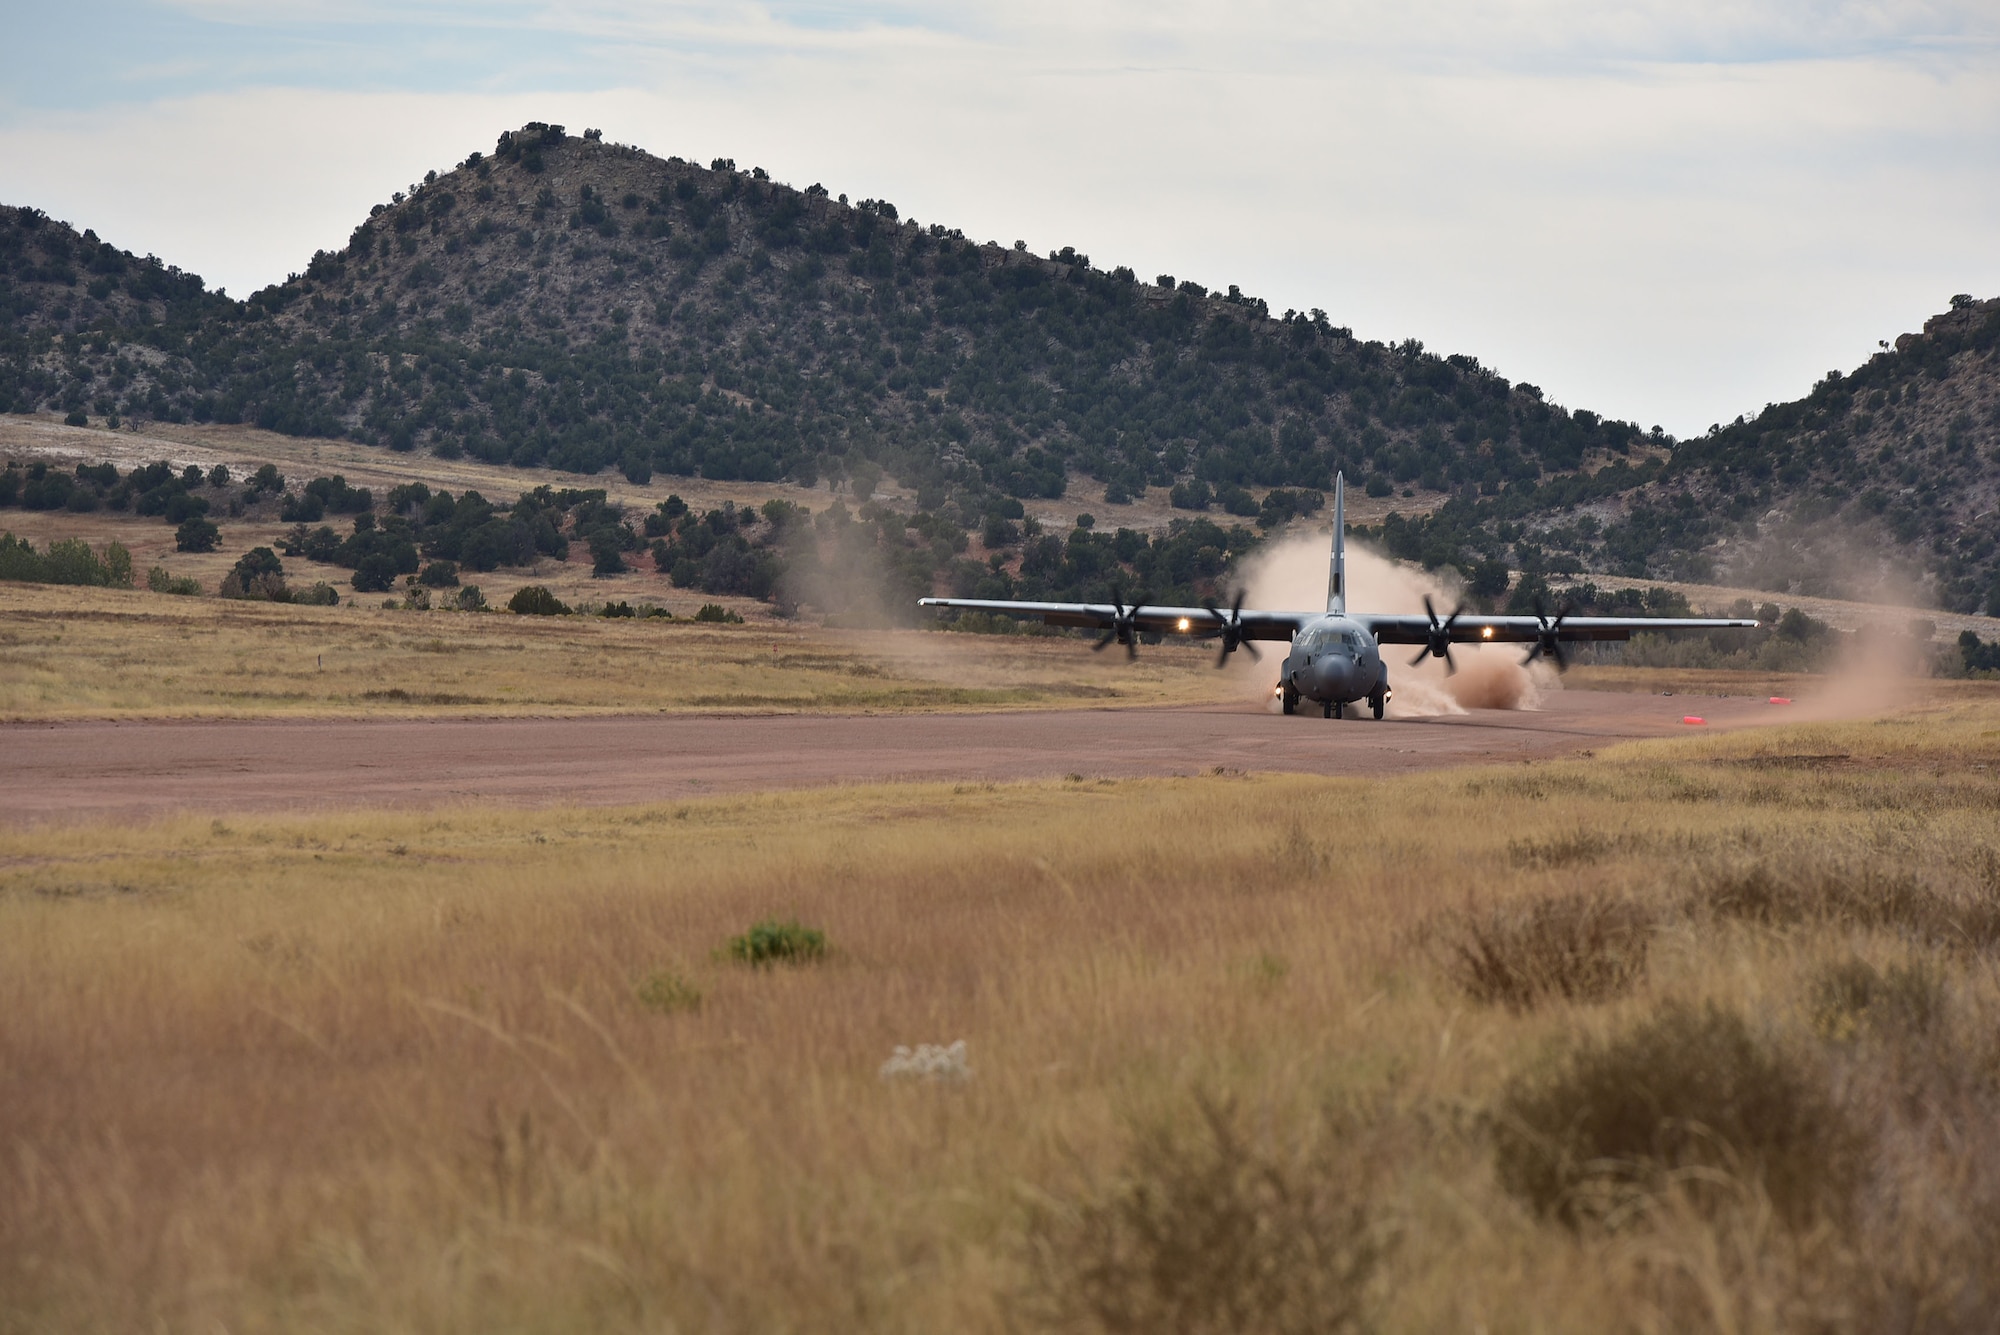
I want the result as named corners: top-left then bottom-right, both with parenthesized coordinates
top-left (1408, 595), bottom-right (1464, 675)
top-left (1092, 588), bottom-right (1151, 660)
top-left (1522, 595), bottom-right (1574, 672)
top-left (1202, 589), bottom-right (1263, 669)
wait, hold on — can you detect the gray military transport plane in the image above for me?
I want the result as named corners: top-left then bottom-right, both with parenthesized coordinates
top-left (918, 474), bottom-right (1757, 720)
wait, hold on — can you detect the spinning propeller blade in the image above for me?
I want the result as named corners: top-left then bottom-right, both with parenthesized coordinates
top-left (1204, 589), bottom-right (1262, 669)
top-left (1409, 594), bottom-right (1463, 675)
top-left (1522, 595), bottom-right (1573, 671)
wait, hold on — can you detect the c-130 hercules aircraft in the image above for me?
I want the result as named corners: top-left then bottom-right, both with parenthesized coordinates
top-left (919, 474), bottom-right (1757, 719)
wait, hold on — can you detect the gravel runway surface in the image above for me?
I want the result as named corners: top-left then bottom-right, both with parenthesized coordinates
top-left (0, 690), bottom-right (1797, 826)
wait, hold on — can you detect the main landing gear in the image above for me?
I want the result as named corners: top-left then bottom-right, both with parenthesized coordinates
top-left (1369, 690), bottom-right (1386, 721)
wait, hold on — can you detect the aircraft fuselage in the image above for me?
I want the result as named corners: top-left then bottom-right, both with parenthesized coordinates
top-left (1280, 613), bottom-right (1388, 714)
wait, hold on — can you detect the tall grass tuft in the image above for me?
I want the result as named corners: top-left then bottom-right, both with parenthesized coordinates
top-left (1443, 890), bottom-right (1653, 1010)
top-left (1024, 1094), bottom-right (1381, 1335)
top-left (1807, 956), bottom-right (1945, 1042)
top-left (1491, 1000), bottom-right (1857, 1228)
top-left (1693, 856), bottom-right (2000, 948)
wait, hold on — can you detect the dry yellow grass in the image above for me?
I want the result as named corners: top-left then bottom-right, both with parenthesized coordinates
top-left (6, 696), bottom-right (2000, 1330)
top-left (0, 582), bottom-right (1231, 720)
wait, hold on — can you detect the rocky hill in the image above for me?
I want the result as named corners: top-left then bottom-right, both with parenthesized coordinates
top-left (1376, 296), bottom-right (2000, 614)
top-left (1, 123), bottom-right (1655, 519)
top-left (2, 122), bottom-right (1995, 614)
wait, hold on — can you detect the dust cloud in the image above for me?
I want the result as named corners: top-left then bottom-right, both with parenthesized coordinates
top-left (1226, 530), bottom-right (1553, 717)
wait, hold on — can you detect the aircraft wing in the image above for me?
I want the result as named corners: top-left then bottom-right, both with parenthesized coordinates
top-left (1356, 613), bottom-right (1761, 645)
top-left (915, 597), bottom-right (1310, 640)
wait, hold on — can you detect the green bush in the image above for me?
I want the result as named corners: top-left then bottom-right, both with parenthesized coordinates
top-left (726, 919), bottom-right (826, 966)
top-left (507, 584), bottom-right (569, 616)
top-left (1491, 1001), bottom-right (1856, 1227)
top-left (0, 534), bottom-right (133, 587)
top-left (693, 601), bottom-right (742, 623)
top-left (418, 560), bottom-right (460, 588)
top-left (175, 516), bottom-right (221, 553)
top-left (455, 585), bottom-right (487, 611)
top-left (147, 566), bottom-right (202, 596)
top-left (294, 581), bottom-right (340, 606)
top-left (634, 970), bottom-right (703, 1014)
top-left (219, 546), bottom-right (289, 601)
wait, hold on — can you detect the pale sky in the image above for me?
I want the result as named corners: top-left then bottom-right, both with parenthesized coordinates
top-left (4, 1), bottom-right (1997, 438)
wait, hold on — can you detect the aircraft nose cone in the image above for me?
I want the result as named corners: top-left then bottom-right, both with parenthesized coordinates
top-left (1309, 656), bottom-right (1351, 696)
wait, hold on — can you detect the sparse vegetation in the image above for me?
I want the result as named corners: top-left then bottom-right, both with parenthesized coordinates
top-left (7, 699), bottom-right (2000, 1327)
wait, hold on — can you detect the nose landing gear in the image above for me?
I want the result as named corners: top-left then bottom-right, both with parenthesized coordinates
top-left (1280, 682), bottom-right (1299, 715)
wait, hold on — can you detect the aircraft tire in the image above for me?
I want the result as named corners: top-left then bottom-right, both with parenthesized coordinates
top-left (1370, 692), bottom-right (1385, 720)
top-left (1281, 684), bottom-right (1298, 715)
top-left (1326, 700), bottom-right (1341, 720)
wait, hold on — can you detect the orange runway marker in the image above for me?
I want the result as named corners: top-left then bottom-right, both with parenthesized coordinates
top-left (1769, 697), bottom-right (1792, 705)
top-left (1682, 716), bottom-right (1707, 725)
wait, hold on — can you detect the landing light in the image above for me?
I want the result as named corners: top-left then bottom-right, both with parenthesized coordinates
top-left (1176, 616), bottom-right (1190, 631)
top-left (1482, 626), bottom-right (1494, 639)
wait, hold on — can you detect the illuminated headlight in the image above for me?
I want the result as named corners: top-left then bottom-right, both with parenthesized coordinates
top-left (1482, 626), bottom-right (1494, 639)
top-left (1176, 617), bottom-right (1190, 631)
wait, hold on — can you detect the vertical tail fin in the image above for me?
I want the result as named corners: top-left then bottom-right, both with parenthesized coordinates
top-left (1327, 471), bottom-right (1346, 615)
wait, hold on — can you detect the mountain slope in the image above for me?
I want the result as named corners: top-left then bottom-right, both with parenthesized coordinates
top-left (2, 123), bottom-right (1655, 520)
top-left (1374, 296), bottom-right (2000, 614)
top-left (4, 122), bottom-right (1996, 614)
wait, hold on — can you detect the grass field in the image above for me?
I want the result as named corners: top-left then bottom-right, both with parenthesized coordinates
top-left (6, 693), bottom-right (2000, 1332)
top-left (0, 583), bottom-right (1237, 720)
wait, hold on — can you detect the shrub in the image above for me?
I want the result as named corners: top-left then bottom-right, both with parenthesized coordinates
top-left (1693, 856), bottom-right (2000, 950)
top-left (599, 600), bottom-right (635, 617)
top-left (418, 560), bottom-right (460, 588)
top-left (726, 919), bottom-right (825, 966)
top-left (1808, 957), bottom-right (1945, 1042)
top-left (634, 970), bottom-right (703, 1014)
top-left (0, 534), bottom-right (133, 587)
top-left (1491, 1001), bottom-right (1856, 1227)
top-left (294, 581), bottom-right (340, 606)
top-left (693, 601), bottom-right (742, 623)
top-left (508, 585), bottom-right (570, 616)
top-left (147, 566), bottom-right (202, 596)
top-left (351, 553), bottom-right (399, 592)
top-left (1024, 1094), bottom-right (1380, 1335)
top-left (174, 517), bottom-right (221, 552)
top-left (219, 547), bottom-right (289, 601)
top-left (1443, 890), bottom-right (1653, 1010)
top-left (455, 585), bottom-right (487, 611)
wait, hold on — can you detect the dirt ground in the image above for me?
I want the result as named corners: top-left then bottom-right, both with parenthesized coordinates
top-left (2, 688), bottom-right (1815, 826)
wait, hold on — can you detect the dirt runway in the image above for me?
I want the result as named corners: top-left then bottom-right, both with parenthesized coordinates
top-left (0, 690), bottom-right (1800, 826)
